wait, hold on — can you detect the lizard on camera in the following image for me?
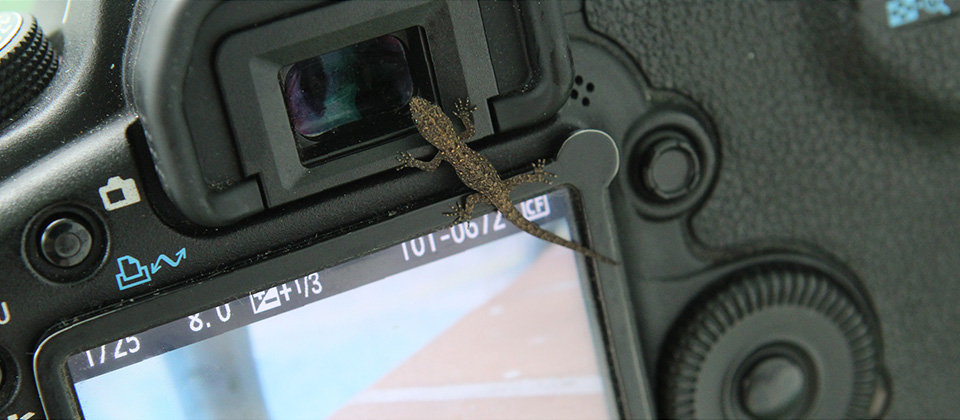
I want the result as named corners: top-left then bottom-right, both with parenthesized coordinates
top-left (397, 96), bottom-right (617, 265)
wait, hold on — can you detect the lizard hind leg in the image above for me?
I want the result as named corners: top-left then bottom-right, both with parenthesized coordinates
top-left (531, 159), bottom-right (558, 182)
top-left (443, 192), bottom-right (487, 226)
top-left (504, 159), bottom-right (558, 189)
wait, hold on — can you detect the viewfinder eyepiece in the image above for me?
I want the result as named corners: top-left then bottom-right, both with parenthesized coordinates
top-left (281, 35), bottom-right (414, 138)
top-left (277, 27), bottom-right (434, 166)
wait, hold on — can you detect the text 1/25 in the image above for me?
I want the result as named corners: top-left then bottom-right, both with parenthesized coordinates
top-left (83, 336), bottom-right (141, 368)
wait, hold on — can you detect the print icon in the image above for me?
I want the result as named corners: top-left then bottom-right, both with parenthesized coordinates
top-left (250, 287), bottom-right (283, 314)
top-left (113, 248), bottom-right (188, 291)
top-left (98, 176), bottom-right (141, 211)
top-left (115, 255), bottom-right (152, 290)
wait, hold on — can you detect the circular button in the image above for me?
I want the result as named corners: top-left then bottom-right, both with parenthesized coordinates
top-left (643, 138), bottom-right (700, 200)
top-left (25, 205), bottom-right (108, 283)
top-left (741, 356), bottom-right (808, 418)
top-left (624, 110), bottom-right (719, 219)
top-left (40, 218), bottom-right (93, 267)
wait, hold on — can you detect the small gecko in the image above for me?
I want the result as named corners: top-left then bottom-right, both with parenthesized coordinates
top-left (397, 96), bottom-right (617, 265)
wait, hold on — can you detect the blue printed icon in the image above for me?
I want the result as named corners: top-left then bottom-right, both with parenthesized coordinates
top-left (114, 247), bottom-right (187, 291)
top-left (115, 255), bottom-right (152, 290)
top-left (150, 248), bottom-right (186, 274)
top-left (887, 0), bottom-right (952, 27)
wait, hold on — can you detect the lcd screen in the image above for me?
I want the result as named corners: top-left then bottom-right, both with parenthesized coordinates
top-left (66, 190), bottom-right (617, 419)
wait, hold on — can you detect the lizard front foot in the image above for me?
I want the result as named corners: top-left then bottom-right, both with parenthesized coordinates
top-left (395, 152), bottom-right (416, 170)
top-left (454, 98), bottom-right (477, 119)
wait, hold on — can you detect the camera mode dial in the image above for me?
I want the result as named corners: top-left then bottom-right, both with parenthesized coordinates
top-left (0, 12), bottom-right (58, 123)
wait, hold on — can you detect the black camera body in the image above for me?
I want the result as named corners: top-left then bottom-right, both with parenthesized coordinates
top-left (7, 0), bottom-right (960, 418)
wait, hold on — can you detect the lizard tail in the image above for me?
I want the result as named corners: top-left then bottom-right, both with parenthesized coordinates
top-left (499, 206), bottom-right (619, 265)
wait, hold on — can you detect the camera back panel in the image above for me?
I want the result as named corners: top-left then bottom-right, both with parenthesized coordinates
top-left (7, 0), bottom-right (960, 418)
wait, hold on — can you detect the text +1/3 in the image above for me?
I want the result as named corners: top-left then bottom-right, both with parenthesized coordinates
top-left (84, 336), bottom-right (141, 368)
top-left (401, 194), bottom-right (552, 262)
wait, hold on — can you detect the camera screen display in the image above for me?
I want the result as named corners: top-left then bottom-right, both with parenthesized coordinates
top-left (66, 190), bottom-right (618, 419)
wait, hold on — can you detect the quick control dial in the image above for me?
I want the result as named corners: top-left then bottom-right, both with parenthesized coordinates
top-left (660, 269), bottom-right (884, 419)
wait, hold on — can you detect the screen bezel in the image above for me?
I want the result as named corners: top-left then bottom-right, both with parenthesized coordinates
top-left (33, 130), bottom-right (654, 419)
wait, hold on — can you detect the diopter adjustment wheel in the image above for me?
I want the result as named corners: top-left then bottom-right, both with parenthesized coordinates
top-left (0, 12), bottom-right (58, 123)
top-left (660, 269), bottom-right (882, 419)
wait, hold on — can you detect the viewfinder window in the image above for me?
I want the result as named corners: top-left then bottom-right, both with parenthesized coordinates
top-left (279, 28), bottom-right (435, 166)
top-left (282, 35), bottom-right (411, 137)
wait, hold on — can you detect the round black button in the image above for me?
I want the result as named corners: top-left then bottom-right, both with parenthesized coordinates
top-left (741, 356), bottom-right (807, 418)
top-left (643, 138), bottom-right (700, 200)
top-left (40, 218), bottom-right (93, 267)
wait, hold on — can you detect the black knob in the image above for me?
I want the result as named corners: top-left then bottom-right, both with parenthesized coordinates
top-left (0, 12), bottom-right (58, 123)
top-left (739, 351), bottom-right (810, 418)
top-left (641, 135), bottom-right (701, 201)
top-left (40, 217), bottom-right (93, 268)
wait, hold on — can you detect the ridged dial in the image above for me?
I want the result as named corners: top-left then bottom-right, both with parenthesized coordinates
top-left (661, 269), bottom-right (881, 419)
top-left (0, 12), bottom-right (58, 123)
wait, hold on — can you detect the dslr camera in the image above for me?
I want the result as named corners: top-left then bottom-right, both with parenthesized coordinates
top-left (12, 0), bottom-right (960, 418)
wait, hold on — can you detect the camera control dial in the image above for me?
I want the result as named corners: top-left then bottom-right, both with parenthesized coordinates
top-left (660, 269), bottom-right (884, 419)
top-left (0, 12), bottom-right (58, 124)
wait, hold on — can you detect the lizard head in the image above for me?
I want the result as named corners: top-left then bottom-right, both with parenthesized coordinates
top-left (409, 96), bottom-right (454, 149)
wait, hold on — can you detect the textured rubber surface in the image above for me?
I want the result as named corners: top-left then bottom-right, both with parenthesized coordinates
top-left (586, 1), bottom-right (960, 416)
